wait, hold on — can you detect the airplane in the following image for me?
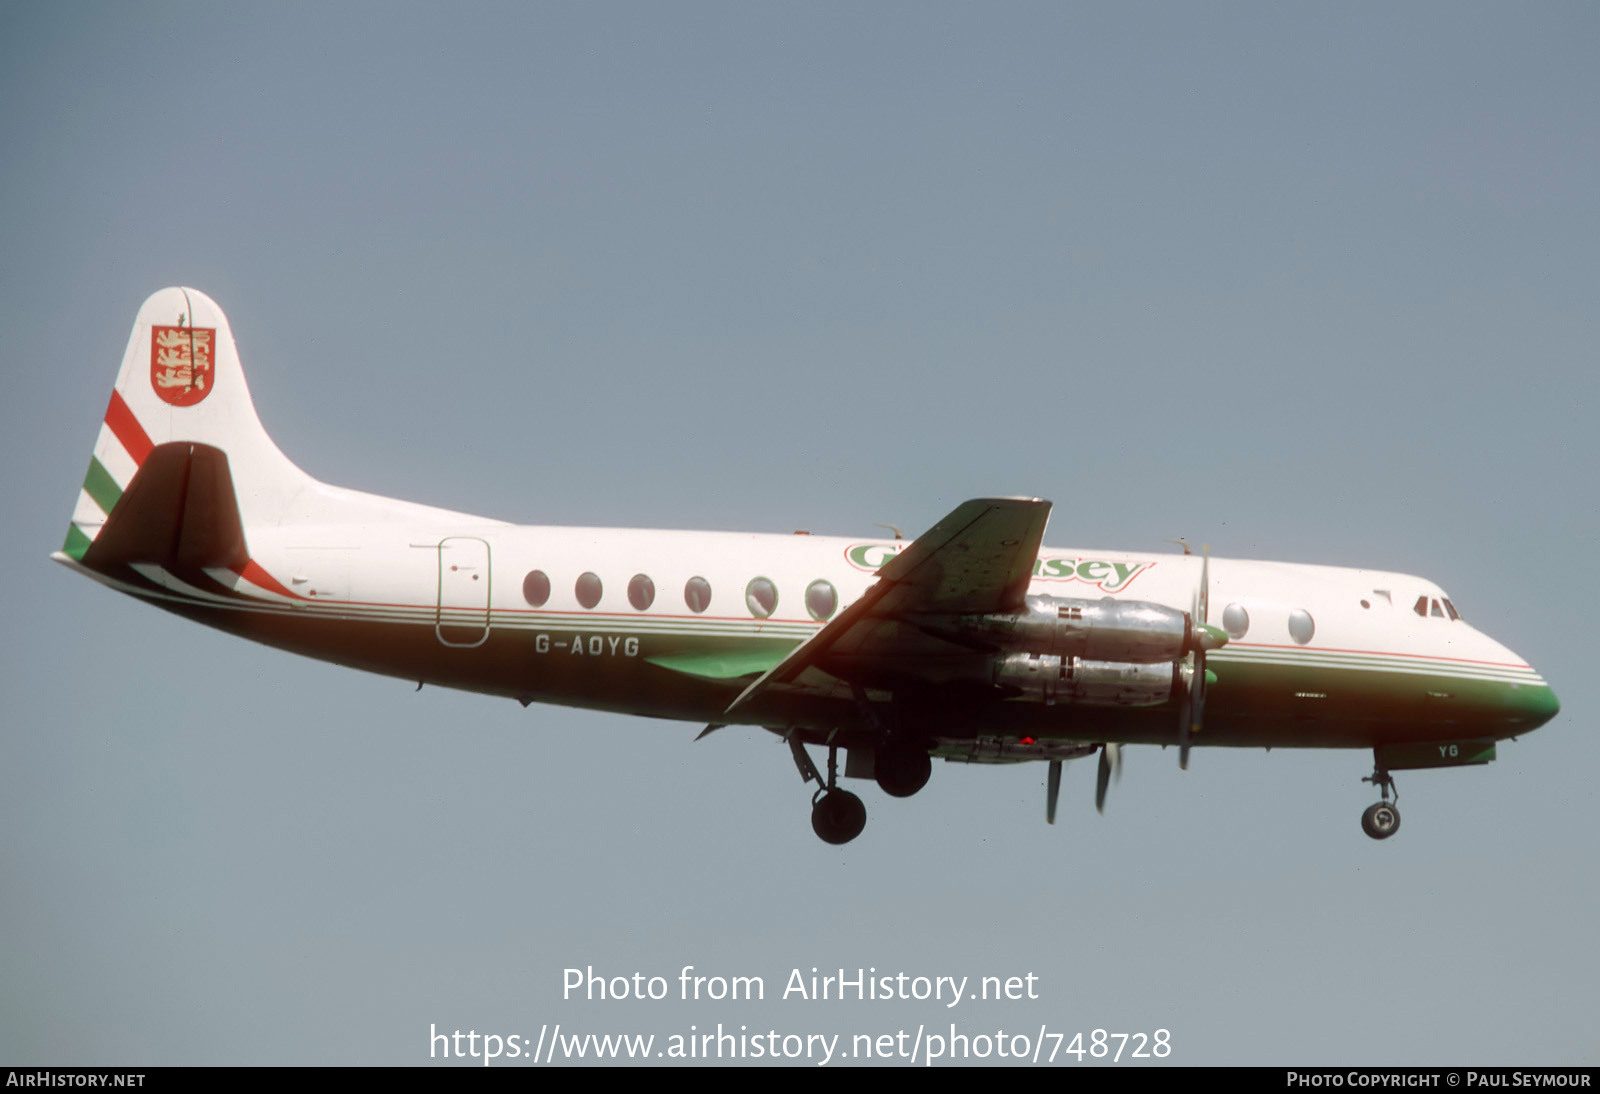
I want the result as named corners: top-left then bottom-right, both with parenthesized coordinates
top-left (55, 288), bottom-right (1561, 844)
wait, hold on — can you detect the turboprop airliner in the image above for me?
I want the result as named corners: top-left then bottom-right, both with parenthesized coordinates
top-left (55, 288), bottom-right (1561, 844)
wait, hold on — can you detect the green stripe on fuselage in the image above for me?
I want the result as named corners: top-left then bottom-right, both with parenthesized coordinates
top-left (1208, 657), bottom-right (1559, 737)
top-left (645, 648), bottom-right (790, 680)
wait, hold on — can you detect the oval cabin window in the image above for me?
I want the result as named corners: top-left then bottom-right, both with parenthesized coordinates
top-left (745, 577), bottom-right (778, 619)
top-left (627, 573), bottom-right (655, 611)
top-left (805, 579), bottom-right (838, 622)
top-left (522, 570), bottom-right (551, 608)
top-left (1288, 609), bottom-right (1315, 645)
top-left (575, 572), bottom-right (603, 609)
top-left (684, 576), bottom-right (712, 614)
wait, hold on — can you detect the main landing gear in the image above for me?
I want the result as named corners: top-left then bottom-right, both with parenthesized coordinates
top-left (874, 739), bottom-right (932, 798)
top-left (851, 685), bottom-right (931, 800)
top-left (787, 730), bottom-right (932, 844)
top-left (1360, 757), bottom-right (1401, 840)
top-left (790, 735), bottom-right (867, 845)
top-left (812, 786), bottom-right (867, 845)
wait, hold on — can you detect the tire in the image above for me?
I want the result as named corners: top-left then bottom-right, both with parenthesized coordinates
top-left (811, 790), bottom-right (867, 844)
top-left (1361, 801), bottom-right (1401, 840)
top-left (875, 745), bottom-right (932, 798)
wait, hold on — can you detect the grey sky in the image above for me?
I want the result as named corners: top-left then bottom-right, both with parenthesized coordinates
top-left (2, 2), bottom-right (1596, 1065)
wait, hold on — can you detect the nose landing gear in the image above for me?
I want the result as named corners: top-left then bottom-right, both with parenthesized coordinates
top-left (1360, 800), bottom-right (1401, 839)
top-left (1360, 757), bottom-right (1401, 840)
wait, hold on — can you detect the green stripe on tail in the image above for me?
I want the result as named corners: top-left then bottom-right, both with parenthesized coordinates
top-left (62, 524), bottom-right (92, 561)
top-left (82, 456), bottom-right (122, 516)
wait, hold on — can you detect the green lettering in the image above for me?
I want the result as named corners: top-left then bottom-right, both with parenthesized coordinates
top-left (1109, 562), bottom-right (1143, 589)
top-left (1077, 560), bottom-right (1110, 584)
top-left (847, 544), bottom-right (889, 569)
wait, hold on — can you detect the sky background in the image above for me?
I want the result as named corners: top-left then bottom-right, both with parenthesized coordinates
top-left (2, 2), bottom-right (1596, 1067)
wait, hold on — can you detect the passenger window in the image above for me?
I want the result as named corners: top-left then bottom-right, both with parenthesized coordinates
top-left (628, 574), bottom-right (655, 611)
top-left (684, 576), bottom-right (712, 614)
top-left (522, 570), bottom-right (551, 608)
top-left (1221, 603), bottom-right (1249, 639)
top-left (575, 572), bottom-right (603, 609)
top-left (1288, 609), bottom-right (1315, 645)
top-left (805, 579), bottom-right (837, 622)
top-left (745, 577), bottom-right (778, 618)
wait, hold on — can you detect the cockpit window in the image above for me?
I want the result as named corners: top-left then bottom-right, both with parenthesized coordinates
top-left (1414, 595), bottom-right (1461, 621)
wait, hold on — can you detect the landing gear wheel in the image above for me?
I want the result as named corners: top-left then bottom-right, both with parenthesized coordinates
top-left (875, 745), bottom-right (932, 798)
top-left (1361, 801), bottom-right (1401, 840)
top-left (811, 790), bottom-right (867, 845)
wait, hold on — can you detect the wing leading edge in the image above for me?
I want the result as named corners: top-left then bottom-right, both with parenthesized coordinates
top-left (726, 497), bottom-right (1052, 715)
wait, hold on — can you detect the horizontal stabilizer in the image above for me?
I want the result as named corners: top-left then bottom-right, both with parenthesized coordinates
top-left (81, 442), bottom-right (248, 572)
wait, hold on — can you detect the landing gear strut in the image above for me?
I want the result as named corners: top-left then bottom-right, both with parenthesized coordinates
top-left (790, 735), bottom-right (866, 845)
top-left (1360, 755), bottom-right (1402, 840)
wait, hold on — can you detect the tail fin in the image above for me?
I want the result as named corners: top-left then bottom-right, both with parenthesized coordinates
top-left (62, 287), bottom-right (312, 561)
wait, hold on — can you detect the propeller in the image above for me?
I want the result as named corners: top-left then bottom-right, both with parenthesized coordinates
top-left (1046, 759), bottom-right (1062, 824)
top-left (1180, 546), bottom-right (1227, 769)
top-left (1046, 744), bottom-right (1124, 822)
top-left (1095, 742), bottom-right (1122, 813)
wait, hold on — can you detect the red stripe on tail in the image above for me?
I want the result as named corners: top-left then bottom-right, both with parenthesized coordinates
top-left (104, 390), bottom-right (153, 464)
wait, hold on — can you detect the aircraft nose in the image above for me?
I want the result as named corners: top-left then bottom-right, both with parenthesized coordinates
top-left (1487, 640), bottom-right (1559, 733)
top-left (1512, 676), bottom-right (1560, 729)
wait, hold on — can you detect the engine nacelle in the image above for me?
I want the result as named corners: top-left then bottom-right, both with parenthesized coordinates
top-left (957, 595), bottom-right (1223, 664)
top-left (992, 652), bottom-right (1181, 708)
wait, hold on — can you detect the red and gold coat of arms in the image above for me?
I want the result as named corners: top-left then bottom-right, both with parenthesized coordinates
top-left (151, 325), bottom-right (216, 407)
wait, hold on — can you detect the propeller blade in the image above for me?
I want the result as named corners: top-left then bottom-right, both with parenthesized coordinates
top-left (1047, 760), bottom-right (1062, 825)
top-left (1095, 742), bottom-right (1122, 813)
top-left (1180, 669), bottom-right (1198, 770)
top-left (1180, 547), bottom-right (1212, 770)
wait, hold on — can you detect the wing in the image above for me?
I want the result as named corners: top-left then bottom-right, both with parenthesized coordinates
top-left (726, 497), bottom-right (1051, 714)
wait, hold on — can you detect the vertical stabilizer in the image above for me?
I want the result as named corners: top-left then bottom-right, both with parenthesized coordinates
top-left (63, 287), bottom-right (312, 561)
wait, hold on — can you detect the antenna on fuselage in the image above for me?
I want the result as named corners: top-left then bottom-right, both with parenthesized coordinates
top-left (875, 523), bottom-right (904, 541)
top-left (1165, 538), bottom-right (1193, 556)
